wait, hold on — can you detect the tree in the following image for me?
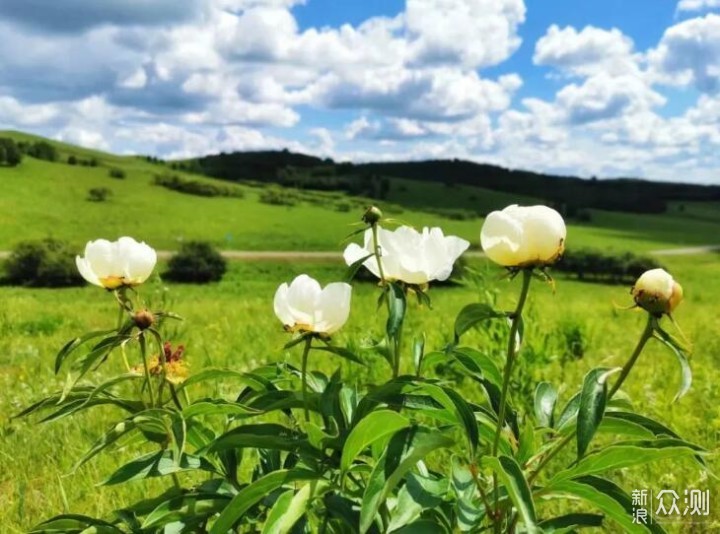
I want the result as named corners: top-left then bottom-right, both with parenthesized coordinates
top-left (68, 155), bottom-right (78, 165)
top-left (0, 137), bottom-right (22, 166)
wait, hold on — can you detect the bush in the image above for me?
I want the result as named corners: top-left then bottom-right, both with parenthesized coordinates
top-left (259, 189), bottom-right (298, 206)
top-left (556, 248), bottom-right (664, 284)
top-left (164, 241), bottom-right (227, 283)
top-left (0, 137), bottom-right (22, 166)
top-left (154, 173), bottom-right (244, 198)
top-left (108, 168), bottom-right (126, 179)
top-left (3, 238), bottom-right (84, 287)
top-left (87, 187), bottom-right (112, 202)
top-left (68, 155), bottom-right (78, 165)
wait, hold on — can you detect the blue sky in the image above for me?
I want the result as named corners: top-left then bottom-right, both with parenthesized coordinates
top-left (0, 0), bottom-right (718, 183)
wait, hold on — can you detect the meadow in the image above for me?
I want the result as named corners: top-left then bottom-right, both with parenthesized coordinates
top-left (1, 252), bottom-right (719, 531)
top-left (1, 131), bottom-right (719, 532)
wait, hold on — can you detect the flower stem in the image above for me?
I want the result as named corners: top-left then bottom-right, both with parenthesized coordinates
top-left (138, 332), bottom-right (156, 408)
top-left (301, 336), bottom-right (313, 422)
top-left (492, 269), bottom-right (532, 456)
top-left (528, 314), bottom-right (656, 484)
top-left (608, 315), bottom-right (654, 398)
top-left (491, 268), bottom-right (532, 528)
top-left (370, 223), bottom-right (386, 285)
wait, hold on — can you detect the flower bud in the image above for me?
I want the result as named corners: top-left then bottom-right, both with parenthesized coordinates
top-left (133, 309), bottom-right (155, 330)
top-left (362, 205), bottom-right (383, 225)
top-left (632, 268), bottom-right (683, 316)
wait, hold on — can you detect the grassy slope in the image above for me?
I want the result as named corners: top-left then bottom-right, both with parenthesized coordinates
top-left (1, 130), bottom-right (719, 253)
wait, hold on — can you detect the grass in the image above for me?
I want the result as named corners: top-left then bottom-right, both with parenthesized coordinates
top-left (1, 130), bottom-right (720, 254)
top-left (1, 131), bottom-right (720, 531)
top-left (1, 254), bottom-right (719, 531)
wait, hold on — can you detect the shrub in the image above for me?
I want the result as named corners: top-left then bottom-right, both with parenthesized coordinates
top-left (556, 248), bottom-right (663, 284)
top-left (3, 238), bottom-right (83, 287)
top-left (25, 141), bottom-right (58, 162)
top-left (68, 155), bottom-right (78, 165)
top-left (164, 241), bottom-right (227, 283)
top-left (0, 137), bottom-right (22, 166)
top-left (259, 189), bottom-right (298, 206)
top-left (108, 168), bottom-right (126, 179)
top-left (154, 173), bottom-right (244, 198)
top-left (87, 187), bottom-right (112, 202)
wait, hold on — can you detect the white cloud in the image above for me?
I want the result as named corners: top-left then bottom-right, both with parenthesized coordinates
top-left (648, 14), bottom-right (720, 92)
top-left (676, 0), bottom-right (720, 12)
top-left (534, 25), bottom-right (639, 77)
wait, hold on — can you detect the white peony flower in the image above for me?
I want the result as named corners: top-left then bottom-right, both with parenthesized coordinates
top-left (480, 205), bottom-right (566, 267)
top-left (632, 268), bottom-right (683, 315)
top-left (274, 274), bottom-right (352, 335)
top-left (76, 237), bottom-right (157, 289)
top-left (343, 226), bottom-right (470, 285)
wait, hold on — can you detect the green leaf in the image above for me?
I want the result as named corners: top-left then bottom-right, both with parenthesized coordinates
top-left (453, 303), bottom-right (506, 341)
top-left (550, 439), bottom-right (705, 484)
top-left (556, 392), bottom-right (581, 430)
top-left (142, 493), bottom-right (230, 529)
top-left (345, 252), bottom-right (374, 282)
top-left (577, 368), bottom-right (619, 459)
top-left (102, 451), bottom-right (216, 485)
top-left (413, 334), bottom-right (426, 376)
top-left (604, 412), bottom-right (680, 439)
top-left (176, 368), bottom-right (271, 393)
top-left (545, 475), bottom-right (666, 534)
top-left (414, 383), bottom-right (479, 455)
top-left (209, 469), bottom-right (319, 534)
top-left (481, 456), bottom-right (538, 534)
top-left (182, 399), bottom-right (260, 419)
top-left (206, 423), bottom-right (322, 459)
top-left (312, 345), bottom-right (365, 365)
top-left (54, 328), bottom-right (117, 374)
top-left (388, 472), bottom-right (448, 531)
top-left (29, 515), bottom-right (123, 534)
top-left (451, 347), bottom-right (503, 386)
top-left (360, 426), bottom-right (454, 533)
top-left (653, 328), bottom-right (692, 402)
top-left (341, 409), bottom-right (411, 473)
top-left (386, 282), bottom-right (407, 339)
top-left (538, 513), bottom-right (603, 533)
top-left (262, 480), bottom-right (330, 534)
top-left (534, 381), bottom-right (558, 428)
top-left (392, 520), bottom-right (446, 533)
top-left (74, 418), bottom-right (138, 471)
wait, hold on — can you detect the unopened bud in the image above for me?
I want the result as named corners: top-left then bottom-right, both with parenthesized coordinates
top-left (133, 309), bottom-right (155, 330)
top-left (631, 268), bottom-right (683, 316)
top-left (362, 205), bottom-right (383, 225)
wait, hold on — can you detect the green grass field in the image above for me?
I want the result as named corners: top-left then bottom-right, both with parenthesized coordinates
top-left (1, 131), bottom-right (719, 531)
top-left (1, 254), bottom-right (719, 531)
top-left (2, 130), bottom-right (720, 254)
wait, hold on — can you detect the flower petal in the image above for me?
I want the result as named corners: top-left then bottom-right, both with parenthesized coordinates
top-left (481, 210), bottom-right (524, 266)
top-left (315, 282), bottom-right (352, 334)
top-left (273, 282), bottom-right (295, 327)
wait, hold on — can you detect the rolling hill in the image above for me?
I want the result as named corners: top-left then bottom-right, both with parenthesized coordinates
top-left (1, 129), bottom-right (719, 254)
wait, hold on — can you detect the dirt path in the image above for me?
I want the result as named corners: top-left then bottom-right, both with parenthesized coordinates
top-left (0, 245), bottom-right (717, 261)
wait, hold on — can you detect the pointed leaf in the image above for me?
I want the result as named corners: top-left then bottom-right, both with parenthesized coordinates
top-left (577, 368), bottom-right (619, 459)
top-left (341, 409), bottom-right (411, 472)
top-left (653, 328), bottom-right (692, 402)
top-left (482, 455), bottom-right (538, 534)
top-left (454, 303), bottom-right (506, 341)
top-left (534, 382), bottom-right (558, 428)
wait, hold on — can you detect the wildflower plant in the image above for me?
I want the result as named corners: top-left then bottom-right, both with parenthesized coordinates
top-left (18, 211), bottom-right (705, 533)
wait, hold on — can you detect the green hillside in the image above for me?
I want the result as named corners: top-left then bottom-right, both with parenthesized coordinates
top-left (1, 130), bottom-right (719, 253)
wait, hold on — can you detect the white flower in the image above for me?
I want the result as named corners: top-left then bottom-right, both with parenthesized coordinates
top-left (632, 268), bottom-right (683, 315)
top-left (480, 205), bottom-right (566, 267)
top-left (343, 226), bottom-right (470, 285)
top-left (274, 274), bottom-right (352, 335)
top-left (76, 237), bottom-right (157, 289)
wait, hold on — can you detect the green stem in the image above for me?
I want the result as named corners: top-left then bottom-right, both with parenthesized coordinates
top-left (370, 223), bottom-right (386, 285)
top-left (392, 320), bottom-right (403, 379)
top-left (608, 315), bottom-right (654, 398)
top-left (138, 333), bottom-right (156, 408)
top-left (528, 315), bottom-right (656, 484)
top-left (492, 269), bottom-right (532, 456)
top-left (301, 336), bottom-right (313, 422)
top-left (491, 269), bottom-right (532, 529)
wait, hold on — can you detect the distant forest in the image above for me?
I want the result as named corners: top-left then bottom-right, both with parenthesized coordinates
top-left (172, 150), bottom-right (720, 215)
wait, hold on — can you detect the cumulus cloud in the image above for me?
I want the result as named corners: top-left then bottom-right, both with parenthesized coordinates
top-left (0, 0), bottom-right (204, 33)
top-left (648, 14), bottom-right (720, 92)
top-left (534, 25), bottom-right (639, 77)
top-left (676, 0), bottom-right (720, 12)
